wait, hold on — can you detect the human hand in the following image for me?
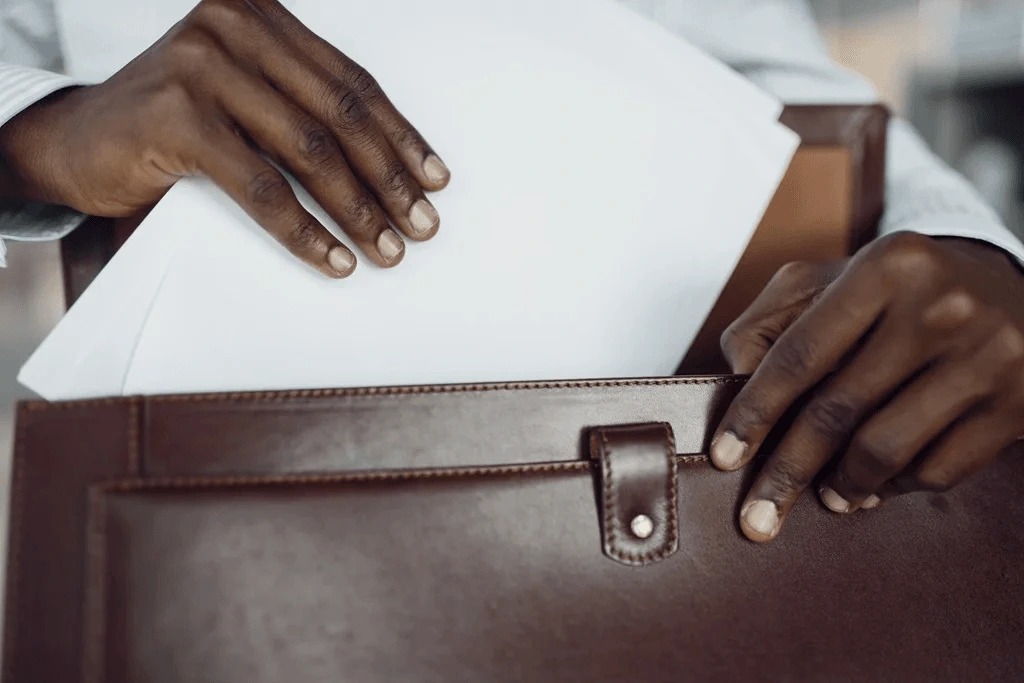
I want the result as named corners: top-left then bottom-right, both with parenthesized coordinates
top-left (0, 0), bottom-right (449, 278)
top-left (710, 232), bottom-right (1024, 542)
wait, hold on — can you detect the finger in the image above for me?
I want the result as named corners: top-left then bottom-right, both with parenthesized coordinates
top-left (191, 4), bottom-right (440, 242)
top-left (721, 260), bottom-right (845, 374)
top-left (202, 54), bottom-right (406, 267)
top-left (710, 261), bottom-right (887, 472)
top-left (249, 0), bottom-right (451, 190)
top-left (880, 342), bottom-right (1024, 500)
top-left (191, 117), bottom-right (356, 278)
top-left (286, 60), bottom-right (439, 243)
top-left (823, 334), bottom-right (1013, 511)
top-left (881, 399), bottom-right (1024, 500)
top-left (737, 315), bottom-right (927, 532)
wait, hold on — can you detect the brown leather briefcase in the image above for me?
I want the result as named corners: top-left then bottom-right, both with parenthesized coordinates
top-left (14, 103), bottom-right (1021, 681)
top-left (4, 380), bottom-right (1024, 682)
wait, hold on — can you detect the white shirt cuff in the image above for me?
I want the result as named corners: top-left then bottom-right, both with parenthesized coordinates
top-left (0, 64), bottom-right (92, 267)
top-left (0, 63), bottom-right (89, 128)
top-left (886, 217), bottom-right (1024, 270)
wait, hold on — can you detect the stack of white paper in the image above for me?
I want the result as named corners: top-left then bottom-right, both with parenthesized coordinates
top-left (21, 0), bottom-right (799, 400)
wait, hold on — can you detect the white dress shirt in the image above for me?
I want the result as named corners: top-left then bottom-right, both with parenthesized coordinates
top-left (1, 0), bottom-right (1023, 268)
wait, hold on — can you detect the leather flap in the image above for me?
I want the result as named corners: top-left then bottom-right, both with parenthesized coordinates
top-left (589, 423), bottom-right (678, 566)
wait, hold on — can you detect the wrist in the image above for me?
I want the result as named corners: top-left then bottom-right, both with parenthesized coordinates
top-left (0, 87), bottom-right (81, 206)
top-left (939, 236), bottom-right (1023, 278)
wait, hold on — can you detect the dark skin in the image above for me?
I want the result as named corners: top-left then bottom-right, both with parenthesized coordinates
top-left (0, 0), bottom-right (450, 279)
top-left (1, 1), bottom-right (1022, 541)
top-left (713, 232), bottom-right (1024, 542)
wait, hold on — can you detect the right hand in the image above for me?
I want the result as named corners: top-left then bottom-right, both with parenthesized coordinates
top-left (0, 0), bottom-right (450, 278)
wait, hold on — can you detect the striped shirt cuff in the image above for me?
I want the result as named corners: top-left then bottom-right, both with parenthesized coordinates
top-left (0, 63), bottom-right (88, 128)
top-left (884, 217), bottom-right (1024, 270)
top-left (0, 64), bottom-right (92, 267)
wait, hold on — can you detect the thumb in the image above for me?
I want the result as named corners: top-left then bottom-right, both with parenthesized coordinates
top-left (720, 260), bottom-right (843, 374)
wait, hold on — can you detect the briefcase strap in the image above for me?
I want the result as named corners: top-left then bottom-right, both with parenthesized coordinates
top-left (590, 423), bottom-right (679, 567)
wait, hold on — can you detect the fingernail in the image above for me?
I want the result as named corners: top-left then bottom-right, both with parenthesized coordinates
top-left (408, 199), bottom-right (439, 238)
top-left (742, 499), bottom-right (780, 539)
top-left (327, 246), bottom-right (356, 276)
top-left (711, 431), bottom-right (746, 470)
top-left (820, 486), bottom-right (851, 514)
top-left (376, 229), bottom-right (404, 265)
top-left (862, 494), bottom-right (882, 510)
top-left (423, 155), bottom-right (449, 185)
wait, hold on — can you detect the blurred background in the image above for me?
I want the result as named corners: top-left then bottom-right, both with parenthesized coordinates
top-left (2, 0), bottom-right (1024, 574)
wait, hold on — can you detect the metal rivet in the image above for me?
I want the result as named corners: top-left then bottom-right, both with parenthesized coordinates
top-left (630, 514), bottom-right (654, 539)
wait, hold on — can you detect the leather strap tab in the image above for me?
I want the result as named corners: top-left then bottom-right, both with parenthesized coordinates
top-left (589, 423), bottom-right (678, 567)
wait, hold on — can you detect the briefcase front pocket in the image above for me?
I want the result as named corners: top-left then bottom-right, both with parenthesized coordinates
top-left (81, 422), bottom-right (1024, 683)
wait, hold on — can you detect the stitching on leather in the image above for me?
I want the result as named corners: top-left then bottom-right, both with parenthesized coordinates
top-left (2, 408), bottom-right (27, 681)
top-left (127, 398), bottom-right (140, 475)
top-left (81, 489), bottom-right (108, 683)
top-left (90, 455), bottom-right (707, 493)
top-left (599, 430), bottom-right (619, 561)
top-left (20, 376), bottom-right (745, 411)
top-left (606, 428), bottom-right (679, 565)
top-left (598, 426), bottom-right (683, 565)
top-left (663, 423), bottom-right (679, 560)
top-left (97, 461), bottom-right (592, 492)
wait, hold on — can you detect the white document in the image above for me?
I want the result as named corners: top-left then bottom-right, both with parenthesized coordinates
top-left (16, 196), bottom-right (191, 399)
top-left (21, 0), bottom-right (799, 400)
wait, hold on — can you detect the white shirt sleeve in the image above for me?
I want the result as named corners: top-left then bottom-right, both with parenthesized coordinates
top-left (0, 0), bottom-right (89, 267)
top-left (621, 0), bottom-right (1024, 267)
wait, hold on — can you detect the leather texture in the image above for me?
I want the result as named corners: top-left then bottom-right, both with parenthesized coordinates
top-left (590, 423), bottom-right (679, 566)
top-left (26, 102), bottom-right (1018, 682)
top-left (5, 378), bottom-right (1024, 683)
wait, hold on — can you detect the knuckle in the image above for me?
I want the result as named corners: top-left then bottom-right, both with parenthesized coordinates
top-left (850, 432), bottom-right (902, 476)
top-left (774, 260), bottom-right (815, 286)
top-left (874, 232), bottom-right (941, 278)
top-left (803, 394), bottom-right (860, 441)
top-left (770, 334), bottom-right (819, 378)
top-left (285, 219), bottom-right (323, 253)
top-left (392, 127), bottom-right (425, 152)
top-left (149, 80), bottom-right (194, 115)
top-left (330, 84), bottom-right (371, 131)
top-left (345, 192), bottom-right (380, 233)
top-left (719, 323), bottom-right (769, 368)
top-left (347, 65), bottom-right (381, 98)
top-left (993, 323), bottom-right (1024, 364)
top-left (192, 0), bottom-right (251, 29)
top-left (728, 391), bottom-right (773, 439)
top-left (765, 457), bottom-right (813, 496)
top-left (246, 169), bottom-right (292, 211)
top-left (295, 122), bottom-right (340, 171)
top-left (922, 288), bottom-right (979, 329)
top-left (719, 322), bottom-right (748, 354)
top-left (379, 162), bottom-right (411, 197)
top-left (167, 25), bottom-right (222, 69)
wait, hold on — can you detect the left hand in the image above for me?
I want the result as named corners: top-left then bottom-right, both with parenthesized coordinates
top-left (710, 232), bottom-right (1024, 542)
